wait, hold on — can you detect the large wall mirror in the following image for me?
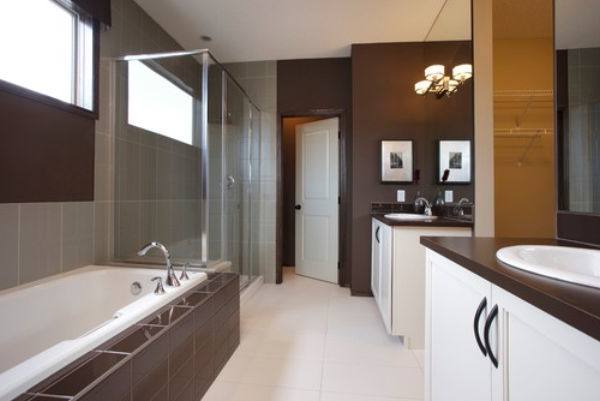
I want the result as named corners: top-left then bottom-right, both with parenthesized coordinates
top-left (555, 0), bottom-right (600, 244)
top-left (556, 0), bottom-right (600, 215)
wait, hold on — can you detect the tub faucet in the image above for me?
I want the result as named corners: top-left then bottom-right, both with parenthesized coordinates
top-left (138, 242), bottom-right (181, 287)
top-left (414, 197), bottom-right (433, 216)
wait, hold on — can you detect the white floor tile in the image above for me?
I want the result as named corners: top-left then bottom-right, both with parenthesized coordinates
top-left (238, 355), bottom-right (324, 390)
top-left (320, 392), bottom-right (418, 401)
top-left (322, 362), bottom-right (424, 399)
top-left (325, 335), bottom-right (419, 367)
top-left (208, 268), bottom-right (424, 401)
top-left (255, 331), bottom-right (326, 360)
top-left (204, 381), bottom-right (320, 401)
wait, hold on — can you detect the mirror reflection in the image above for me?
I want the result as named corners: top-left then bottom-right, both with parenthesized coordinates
top-left (556, 0), bottom-right (600, 213)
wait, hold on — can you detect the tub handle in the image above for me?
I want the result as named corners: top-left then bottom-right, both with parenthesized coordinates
top-left (180, 262), bottom-right (191, 281)
top-left (152, 276), bottom-right (166, 295)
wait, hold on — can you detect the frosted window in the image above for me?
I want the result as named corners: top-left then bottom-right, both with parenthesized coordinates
top-left (0, 0), bottom-right (75, 104)
top-left (128, 61), bottom-right (194, 145)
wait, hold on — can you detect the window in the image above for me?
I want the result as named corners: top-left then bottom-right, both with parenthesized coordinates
top-left (128, 60), bottom-right (194, 145)
top-left (0, 0), bottom-right (95, 110)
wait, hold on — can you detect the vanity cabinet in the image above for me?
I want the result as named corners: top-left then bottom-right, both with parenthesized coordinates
top-left (371, 219), bottom-right (393, 332)
top-left (371, 218), bottom-right (471, 348)
top-left (425, 250), bottom-right (600, 401)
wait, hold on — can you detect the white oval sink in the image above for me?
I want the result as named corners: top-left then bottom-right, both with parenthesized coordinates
top-left (384, 213), bottom-right (438, 221)
top-left (496, 245), bottom-right (600, 289)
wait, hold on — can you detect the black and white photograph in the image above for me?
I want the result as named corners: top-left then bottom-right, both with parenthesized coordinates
top-left (438, 140), bottom-right (471, 183)
top-left (381, 140), bottom-right (413, 183)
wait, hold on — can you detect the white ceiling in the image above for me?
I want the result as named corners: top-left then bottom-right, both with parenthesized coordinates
top-left (134, 0), bottom-right (471, 62)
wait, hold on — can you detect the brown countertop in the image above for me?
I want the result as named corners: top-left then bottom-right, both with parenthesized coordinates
top-left (420, 236), bottom-right (600, 342)
top-left (372, 213), bottom-right (474, 228)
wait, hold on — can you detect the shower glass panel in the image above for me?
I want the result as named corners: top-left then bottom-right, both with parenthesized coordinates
top-left (112, 50), bottom-right (261, 290)
top-left (222, 76), bottom-right (254, 287)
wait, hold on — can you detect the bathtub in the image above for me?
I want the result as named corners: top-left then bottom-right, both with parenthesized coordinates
top-left (0, 265), bottom-right (209, 401)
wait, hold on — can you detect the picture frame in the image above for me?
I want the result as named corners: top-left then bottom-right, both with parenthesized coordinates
top-left (380, 140), bottom-right (414, 183)
top-left (438, 139), bottom-right (472, 184)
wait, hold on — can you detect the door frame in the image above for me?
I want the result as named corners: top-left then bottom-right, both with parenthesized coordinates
top-left (276, 108), bottom-right (350, 286)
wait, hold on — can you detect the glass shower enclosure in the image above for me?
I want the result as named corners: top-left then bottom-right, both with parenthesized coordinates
top-left (112, 50), bottom-right (261, 289)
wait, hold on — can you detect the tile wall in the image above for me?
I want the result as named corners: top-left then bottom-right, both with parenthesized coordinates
top-left (0, 0), bottom-right (278, 291)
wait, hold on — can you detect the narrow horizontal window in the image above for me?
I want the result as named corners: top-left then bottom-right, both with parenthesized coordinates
top-left (127, 60), bottom-right (194, 145)
top-left (0, 0), bottom-right (95, 111)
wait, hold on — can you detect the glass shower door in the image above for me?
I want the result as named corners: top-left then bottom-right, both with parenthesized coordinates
top-left (223, 76), bottom-right (250, 287)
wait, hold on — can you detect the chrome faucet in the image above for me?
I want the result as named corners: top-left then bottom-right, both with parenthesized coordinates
top-left (414, 197), bottom-right (433, 216)
top-left (138, 242), bottom-right (180, 287)
top-left (454, 198), bottom-right (470, 216)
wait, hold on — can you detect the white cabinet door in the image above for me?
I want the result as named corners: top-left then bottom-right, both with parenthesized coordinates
top-left (427, 251), bottom-right (493, 401)
top-left (492, 286), bottom-right (600, 401)
top-left (379, 223), bottom-right (393, 333)
top-left (371, 219), bottom-right (382, 301)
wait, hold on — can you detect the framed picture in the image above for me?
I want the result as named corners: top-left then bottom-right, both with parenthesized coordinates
top-left (438, 140), bottom-right (472, 184)
top-left (381, 140), bottom-right (413, 183)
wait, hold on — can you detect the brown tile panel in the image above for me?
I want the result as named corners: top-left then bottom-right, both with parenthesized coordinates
top-left (106, 325), bottom-right (165, 354)
top-left (420, 237), bottom-right (600, 342)
top-left (76, 360), bottom-right (131, 401)
top-left (17, 274), bottom-right (240, 401)
top-left (39, 353), bottom-right (127, 397)
top-left (146, 306), bottom-right (193, 326)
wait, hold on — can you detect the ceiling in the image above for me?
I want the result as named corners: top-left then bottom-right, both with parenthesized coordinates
top-left (134, 0), bottom-right (471, 63)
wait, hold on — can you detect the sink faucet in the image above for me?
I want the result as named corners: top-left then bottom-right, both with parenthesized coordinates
top-left (138, 242), bottom-right (181, 287)
top-left (414, 197), bottom-right (433, 216)
top-left (454, 198), bottom-right (470, 216)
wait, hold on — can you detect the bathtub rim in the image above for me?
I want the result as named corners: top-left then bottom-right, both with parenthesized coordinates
top-left (0, 264), bottom-right (211, 401)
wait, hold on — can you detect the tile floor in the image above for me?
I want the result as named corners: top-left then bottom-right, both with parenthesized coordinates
top-left (203, 268), bottom-right (424, 401)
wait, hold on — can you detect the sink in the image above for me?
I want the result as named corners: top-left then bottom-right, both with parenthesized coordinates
top-left (384, 213), bottom-right (438, 221)
top-left (496, 245), bottom-right (600, 289)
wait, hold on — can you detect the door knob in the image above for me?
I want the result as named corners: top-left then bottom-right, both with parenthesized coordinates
top-left (294, 204), bottom-right (302, 210)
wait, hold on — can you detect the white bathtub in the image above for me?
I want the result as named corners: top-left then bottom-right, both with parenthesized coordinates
top-left (0, 265), bottom-right (209, 401)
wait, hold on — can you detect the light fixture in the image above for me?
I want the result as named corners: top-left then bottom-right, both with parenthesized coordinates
top-left (452, 64), bottom-right (472, 82)
top-left (414, 80), bottom-right (432, 95)
top-left (425, 64), bottom-right (445, 81)
top-left (415, 63), bottom-right (472, 98)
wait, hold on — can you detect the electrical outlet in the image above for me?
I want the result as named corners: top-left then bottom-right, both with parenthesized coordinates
top-left (445, 190), bottom-right (454, 203)
top-left (397, 190), bottom-right (406, 202)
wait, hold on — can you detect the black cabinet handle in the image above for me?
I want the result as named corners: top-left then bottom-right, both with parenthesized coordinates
top-left (375, 226), bottom-right (380, 243)
top-left (473, 297), bottom-right (488, 357)
top-left (294, 204), bottom-right (302, 210)
top-left (484, 304), bottom-right (499, 368)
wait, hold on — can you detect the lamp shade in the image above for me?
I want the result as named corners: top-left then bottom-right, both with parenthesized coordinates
top-left (425, 64), bottom-right (445, 81)
top-left (415, 80), bottom-right (432, 95)
top-left (452, 64), bottom-right (472, 82)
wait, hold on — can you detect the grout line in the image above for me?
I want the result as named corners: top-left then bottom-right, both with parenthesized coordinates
top-left (16, 204), bottom-right (21, 285)
top-left (59, 203), bottom-right (64, 272)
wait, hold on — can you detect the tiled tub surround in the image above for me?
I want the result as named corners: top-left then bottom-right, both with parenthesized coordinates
top-left (0, 266), bottom-right (209, 400)
top-left (10, 272), bottom-right (239, 401)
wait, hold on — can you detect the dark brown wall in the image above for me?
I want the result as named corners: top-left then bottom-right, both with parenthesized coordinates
top-left (277, 58), bottom-right (352, 113)
top-left (277, 58), bottom-right (353, 284)
top-left (0, 89), bottom-right (95, 203)
top-left (351, 41), bottom-right (474, 294)
top-left (282, 116), bottom-right (327, 266)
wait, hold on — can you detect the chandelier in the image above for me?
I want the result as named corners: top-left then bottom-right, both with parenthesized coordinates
top-left (414, 64), bottom-right (472, 98)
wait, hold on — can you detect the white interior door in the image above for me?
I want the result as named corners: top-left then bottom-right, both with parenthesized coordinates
top-left (295, 117), bottom-right (339, 283)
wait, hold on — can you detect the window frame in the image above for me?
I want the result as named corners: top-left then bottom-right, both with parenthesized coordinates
top-left (0, 0), bottom-right (99, 119)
